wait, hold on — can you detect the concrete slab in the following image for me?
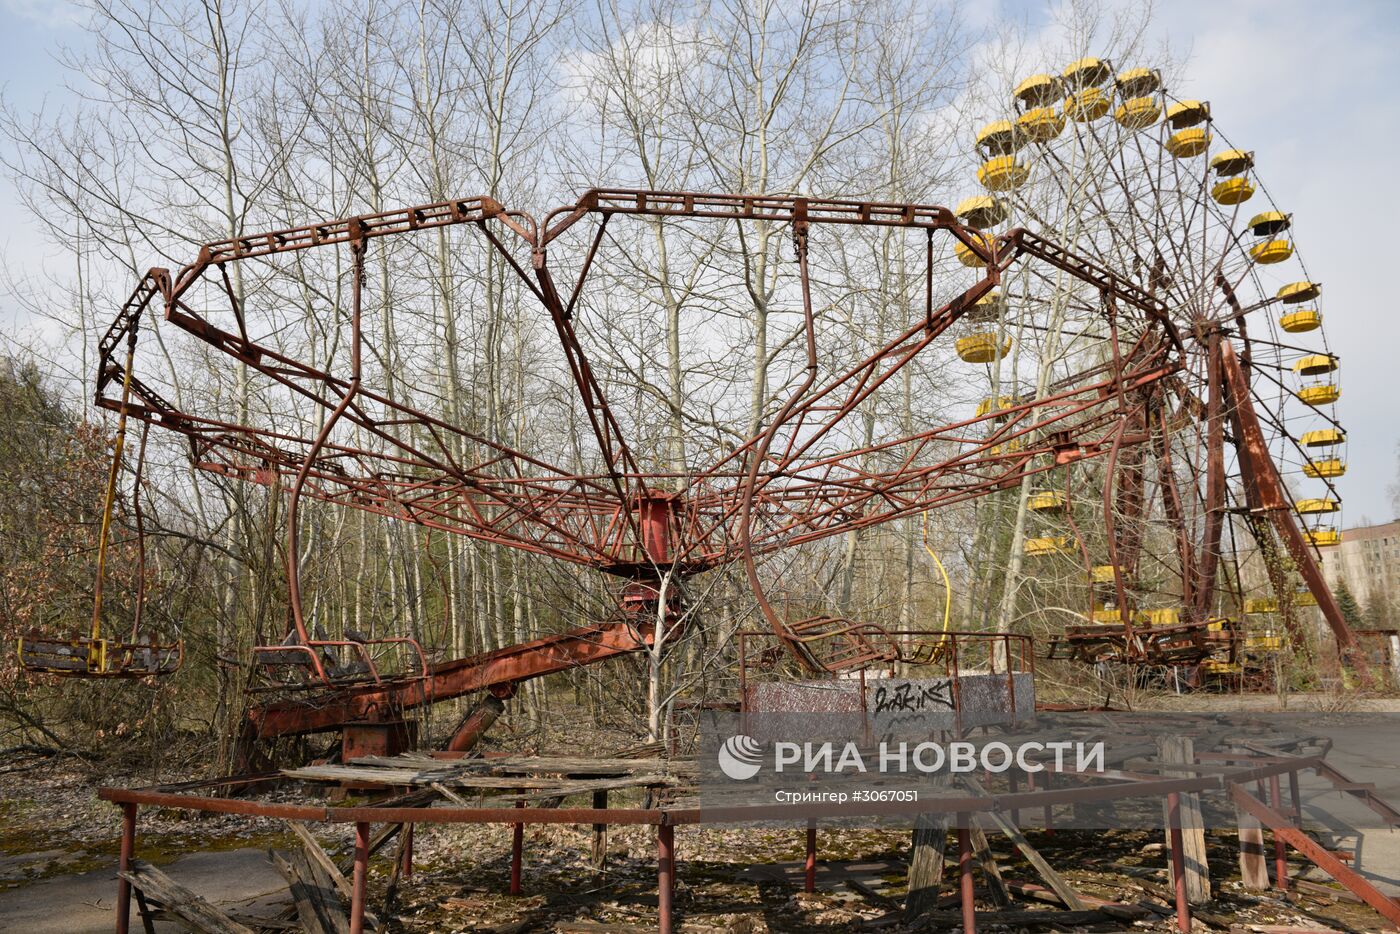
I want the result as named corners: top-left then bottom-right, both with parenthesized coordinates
top-left (0, 847), bottom-right (288, 934)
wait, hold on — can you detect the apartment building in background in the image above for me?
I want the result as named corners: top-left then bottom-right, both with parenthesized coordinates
top-left (1318, 518), bottom-right (1400, 619)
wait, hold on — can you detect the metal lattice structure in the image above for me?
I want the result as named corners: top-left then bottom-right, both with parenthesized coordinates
top-left (948, 57), bottom-right (1356, 679)
top-left (83, 123), bottom-right (1362, 734)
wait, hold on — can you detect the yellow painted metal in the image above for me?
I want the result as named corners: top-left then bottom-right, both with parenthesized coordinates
top-left (954, 230), bottom-right (995, 268)
top-left (1115, 67), bottom-right (1160, 96)
top-left (1016, 106), bottom-right (1065, 141)
top-left (957, 332), bottom-right (1011, 363)
top-left (978, 155), bottom-right (1029, 191)
top-left (1165, 99), bottom-right (1210, 128)
top-left (1202, 659), bottom-right (1242, 674)
top-left (1248, 210), bottom-right (1291, 235)
top-left (1297, 383), bottom-right (1339, 406)
top-left (1277, 280), bottom-right (1321, 303)
top-left (17, 311), bottom-right (180, 679)
top-left (1028, 490), bottom-right (1066, 511)
top-left (1304, 457), bottom-right (1345, 478)
top-left (1113, 95), bottom-right (1160, 129)
top-left (975, 395), bottom-right (1015, 418)
top-left (1091, 608), bottom-right (1122, 624)
top-left (1296, 497), bottom-right (1340, 515)
top-left (1063, 56), bottom-right (1112, 86)
top-left (976, 119), bottom-right (1022, 153)
top-left (955, 194), bottom-right (1008, 228)
top-left (1279, 308), bottom-right (1321, 333)
top-left (1211, 177), bottom-right (1255, 205)
top-left (1165, 128), bottom-right (1211, 158)
top-left (1014, 73), bottom-right (1060, 106)
top-left (1245, 630), bottom-right (1283, 650)
top-left (1023, 535), bottom-right (1069, 556)
top-left (1293, 353), bottom-right (1337, 376)
top-left (1244, 597), bottom-right (1279, 614)
top-left (1064, 87), bottom-right (1110, 122)
top-left (1304, 527), bottom-right (1341, 547)
top-left (919, 511), bottom-right (954, 656)
top-left (968, 290), bottom-right (1005, 321)
top-left (1295, 589), bottom-right (1319, 607)
top-left (1210, 148), bottom-right (1254, 176)
top-left (989, 438), bottom-right (1024, 456)
top-left (1250, 239), bottom-right (1294, 264)
top-left (1301, 428), bottom-right (1344, 447)
top-left (1091, 564), bottom-right (1117, 584)
top-left (1140, 607), bottom-right (1180, 627)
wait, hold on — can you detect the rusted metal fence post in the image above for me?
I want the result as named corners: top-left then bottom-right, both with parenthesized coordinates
top-left (350, 821), bottom-right (369, 934)
top-left (958, 816), bottom-right (975, 933)
top-left (658, 823), bottom-right (675, 934)
top-left (510, 798), bottom-right (524, 895)
top-left (401, 823), bottom-right (414, 881)
top-left (805, 824), bottom-right (817, 893)
top-left (115, 803), bottom-right (137, 934)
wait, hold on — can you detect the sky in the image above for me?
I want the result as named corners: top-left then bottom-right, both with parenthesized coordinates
top-left (0, 0), bottom-right (1397, 522)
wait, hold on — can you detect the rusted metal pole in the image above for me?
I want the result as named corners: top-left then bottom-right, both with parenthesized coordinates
top-left (805, 824), bottom-right (817, 893)
top-left (510, 798), bottom-right (524, 895)
top-left (350, 821), bottom-right (369, 934)
top-left (401, 823), bottom-right (414, 881)
top-left (1288, 768), bottom-right (1303, 825)
top-left (1167, 792), bottom-right (1190, 933)
top-left (958, 817), bottom-right (975, 933)
top-left (658, 823), bottom-right (675, 934)
top-left (447, 694), bottom-right (506, 752)
top-left (1270, 775), bottom-right (1288, 889)
top-left (115, 803), bottom-right (136, 934)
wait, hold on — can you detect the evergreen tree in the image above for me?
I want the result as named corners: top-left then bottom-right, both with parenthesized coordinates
top-left (1334, 578), bottom-right (1364, 628)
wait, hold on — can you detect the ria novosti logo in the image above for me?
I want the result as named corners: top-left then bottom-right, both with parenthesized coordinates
top-left (715, 734), bottom-right (1106, 781)
top-left (717, 734), bottom-right (764, 780)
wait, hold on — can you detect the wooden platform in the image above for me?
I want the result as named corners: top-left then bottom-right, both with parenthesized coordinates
top-left (282, 752), bottom-right (696, 802)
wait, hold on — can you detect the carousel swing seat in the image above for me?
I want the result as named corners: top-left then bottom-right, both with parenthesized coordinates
top-left (17, 631), bottom-right (182, 678)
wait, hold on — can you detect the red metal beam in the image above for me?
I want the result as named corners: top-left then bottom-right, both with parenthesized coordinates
top-left (1219, 343), bottom-right (1368, 679)
top-left (1230, 784), bottom-right (1400, 927)
top-left (246, 618), bottom-right (656, 738)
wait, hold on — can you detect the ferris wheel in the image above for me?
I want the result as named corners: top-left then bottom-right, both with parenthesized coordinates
top-left (948, 55), bottom-right (1354, 678)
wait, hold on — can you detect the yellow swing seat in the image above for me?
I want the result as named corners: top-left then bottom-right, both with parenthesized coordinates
top-left (17, 633), bottom-right (182, 678)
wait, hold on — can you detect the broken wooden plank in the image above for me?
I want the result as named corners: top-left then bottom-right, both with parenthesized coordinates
top-left (285, 765), bottom-right (681, 800)
top-left (288, 822), bottom-right (354, 903)
top-left (430, 781), bottom-right (471, 806)
top-left (1292, 878), bottom-right (1363, 904)
top-left (963, 776), bottom-right (1086, 910)
top-left (269, 848), bottom-right (350, 934)
top-left (363, 753), bottom-right (698, 776)
top-left (1159, 734), bottom-right (1211, 903)
top-left (1237, 806), bottom-right (1271, 890)
top-left (846, 877), bottom-right (901, 910)
top-left (891, 907), bottom-right (1133, 927)
top-left (132, 887), bottom-right (158, 934)
top-left (117, 859), bottom-right (256, 934)
top-left (969, 821), bottom-right (1010, 908)
top-left (904, 812), bottom-right (948, 919)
